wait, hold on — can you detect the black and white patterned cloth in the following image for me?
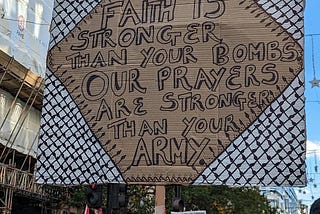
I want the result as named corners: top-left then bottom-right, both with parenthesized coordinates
top-left (193, 0), bottom-right (305, 186)
top-left (194, 71), bottom-right (305, 186)
top-left (36, 69), bottom-right (123, 185)
top-left (36, 0), bottom-right (305, 186)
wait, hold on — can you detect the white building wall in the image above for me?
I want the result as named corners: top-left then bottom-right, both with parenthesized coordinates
top-left (0, 0), bottom-right (53, 77)
top-left (0, 88), bottom-right (40, 157)
top-left (261, 187), bottom-right (299, 214)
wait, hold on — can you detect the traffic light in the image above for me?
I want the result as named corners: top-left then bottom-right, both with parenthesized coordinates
top-left (172, 197), bottom-right (184, 212)
top-left (310, 198), bottom-right (320, 214)
top-left (172, 185), bottom-right (184, 212)
top-left (86, 184), bottom-right (102, 209)
top-left (107, 184), bottom-right (128, 210)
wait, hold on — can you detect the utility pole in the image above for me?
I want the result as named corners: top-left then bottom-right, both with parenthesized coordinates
top-left (155, 186), bottom-right (166, 214)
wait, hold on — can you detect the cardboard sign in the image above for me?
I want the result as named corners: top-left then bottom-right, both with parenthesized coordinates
top-left (36, 0), bottom-right (305, 186)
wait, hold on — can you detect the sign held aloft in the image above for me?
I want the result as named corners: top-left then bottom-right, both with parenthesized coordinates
top-left (36, 0), bottom-right (306, 186)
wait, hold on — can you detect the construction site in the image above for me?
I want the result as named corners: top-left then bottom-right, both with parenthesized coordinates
top-left (0, 49), bottom-right (71, 213)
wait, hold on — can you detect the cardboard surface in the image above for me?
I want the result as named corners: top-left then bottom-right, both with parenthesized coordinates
top-left (36, 0), bottom-right (306, 186)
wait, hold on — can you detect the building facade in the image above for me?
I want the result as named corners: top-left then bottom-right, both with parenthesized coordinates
top-left (0, 0), bottom-right (65, 213)
top-left (261, 187), bottom-right (301, 214)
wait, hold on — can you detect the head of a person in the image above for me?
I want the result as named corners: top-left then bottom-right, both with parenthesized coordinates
top-left (310, 198), bottom-right (320, 214)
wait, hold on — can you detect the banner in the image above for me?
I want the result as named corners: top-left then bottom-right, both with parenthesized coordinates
top-left (36, 0), bottom-right (305, 186)
top-left (0, 89), bottom-right (40, 158)
top-left (0, 0), bottom-right (53, 77)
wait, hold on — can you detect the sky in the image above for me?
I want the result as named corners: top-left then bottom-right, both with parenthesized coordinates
top-left (295, 0), bottom-right (320, 209)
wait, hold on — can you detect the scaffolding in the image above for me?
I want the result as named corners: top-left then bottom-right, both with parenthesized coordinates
top-left (0, 163), bottom-right (44, 213)
top-left (0, 50), bottom-right (64, 213)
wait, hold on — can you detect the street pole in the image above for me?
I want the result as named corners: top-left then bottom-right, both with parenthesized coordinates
top-left (155, 186), bottom-right (166, 214)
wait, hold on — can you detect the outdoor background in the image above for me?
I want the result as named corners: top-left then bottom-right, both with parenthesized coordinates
top-left (296, 0), bottom-right (320, 209)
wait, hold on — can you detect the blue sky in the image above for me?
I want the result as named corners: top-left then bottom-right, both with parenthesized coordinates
top-left (295, 0), bottom-right (320, 208)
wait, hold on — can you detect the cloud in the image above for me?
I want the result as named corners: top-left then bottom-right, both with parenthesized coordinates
top-left (306, 140), bottom-right (320, 157)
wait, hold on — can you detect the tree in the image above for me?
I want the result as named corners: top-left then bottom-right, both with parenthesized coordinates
top-left (66, 185), bottom-right (154, 213)
top-left (127, 185), bottom-right (155, 214)
top-left (166, 185), bottom-right (278, 214)
top-left (60, 185), bottom-right (277, 214)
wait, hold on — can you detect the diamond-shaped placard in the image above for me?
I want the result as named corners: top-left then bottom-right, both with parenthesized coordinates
top-left (37, 0), bottom-right (305, 185)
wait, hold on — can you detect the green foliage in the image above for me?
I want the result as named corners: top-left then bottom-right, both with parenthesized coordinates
top-left (166, 186), bottom-right (278, 214)
top-left (61, 184), bottom-right (277, 214)
top-left (65, 185), bottom-right (155, 213)
top-left (67, 186), bottom-right (87, 207)
top-left (127, 185), bottom-right (155, 214)
top-left (66, 185), bottom-right (108, 208)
